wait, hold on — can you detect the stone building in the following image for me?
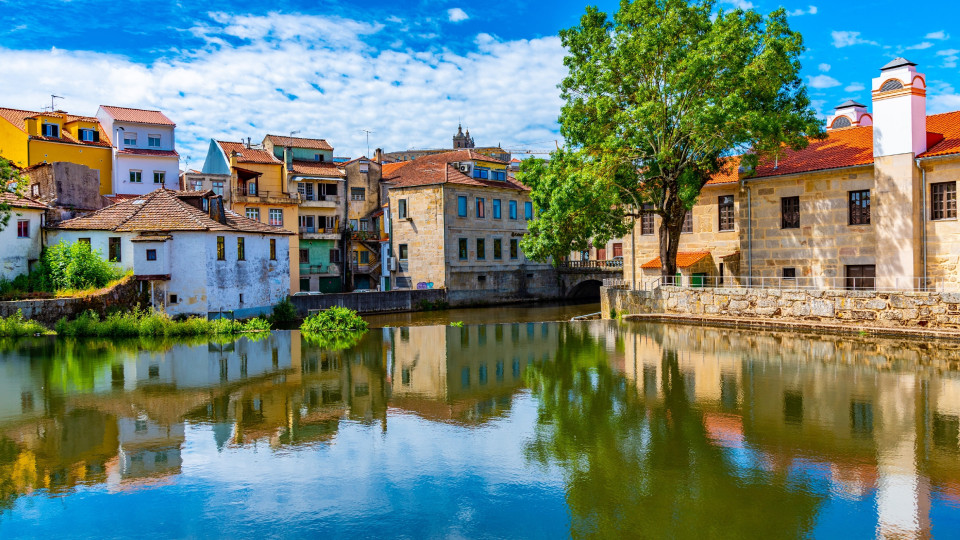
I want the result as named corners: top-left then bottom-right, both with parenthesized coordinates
top-left (382, 150), bottom-right (553, 303)
top-left (24, 161), bottom-right (109, 219)
top-left (343, 154), bottom-right (385, 290)
top-left (383, 125), bottom-right (511, 163)
top-left (624, 58), bottom-right (960, 291)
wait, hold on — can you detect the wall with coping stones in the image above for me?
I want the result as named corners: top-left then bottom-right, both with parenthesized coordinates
top-left (0, 276), bottom-right (143, 326)
top-left (602, 285), bottom-right (960, 329)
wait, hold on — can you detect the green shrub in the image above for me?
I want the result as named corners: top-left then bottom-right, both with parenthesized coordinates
top-left (0, 310), bottom-right (49, 337)
top-left (301, 306), bottom-right (368, 333)
top-left (53, 309), bottom-right (270, 337)
top-left (44, 241), bottom-right (123, 291)
top-left (450, 321), bottom-right (464, 327)
top-left (244, 317), bottom-right (271, 332)
top-left (302, 331), bottom-right (365, 351)
top-left (270, 299), bottom-right (298, 325)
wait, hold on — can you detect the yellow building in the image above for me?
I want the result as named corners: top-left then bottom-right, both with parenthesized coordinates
top-left (0, 108), bottom-right (113, 195)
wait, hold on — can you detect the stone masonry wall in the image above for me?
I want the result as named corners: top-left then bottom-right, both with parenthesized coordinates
top-left (0, 276), bottom-right (143, 326)
top-left (602, 285), bottom-right (960, 329)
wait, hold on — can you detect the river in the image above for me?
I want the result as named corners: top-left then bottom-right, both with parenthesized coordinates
top-left (0, 318), bottom-right (958, 538)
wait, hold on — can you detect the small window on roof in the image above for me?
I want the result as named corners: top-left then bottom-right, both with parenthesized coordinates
top-left (879, 79), bottom-right (903, 92)
top-left (831, 116), bottom-right (852, 128)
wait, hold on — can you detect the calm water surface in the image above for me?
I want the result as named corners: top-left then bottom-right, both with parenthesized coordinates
top-left (0, 321), bottom-right (959, 538)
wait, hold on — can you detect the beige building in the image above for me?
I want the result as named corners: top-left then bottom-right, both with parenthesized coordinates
top-left (383, 125), bottom-right (511, 163)
top-left (382, 150), bottom-right (553, 303)
top-left (625, 58), bottom-right (960, 291)
top-left (343, 153), bottom-right (385, 290)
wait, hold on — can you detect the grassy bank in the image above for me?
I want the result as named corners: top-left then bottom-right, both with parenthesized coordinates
top-left (0, 310), bottom-right (51, 337)
top-left (301, 306), bottom-right (368, 333)
top-left (0, 308), bottom-right (271, 338)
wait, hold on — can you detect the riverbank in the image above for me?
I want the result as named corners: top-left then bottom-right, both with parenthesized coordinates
top-left (362, 300), bottom-right (600, 328)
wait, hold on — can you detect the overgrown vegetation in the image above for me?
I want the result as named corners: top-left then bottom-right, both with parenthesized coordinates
top-left (450, 321), bottom-right (464, 327)
top-left (54, 308), bottom-right (272, 338)
top-left (417, 299), bottom-right (450, 311)
top-left (0, 310), bottom-right (50, 337)
top-left (0, 240), bottom-right (125, 300)
top-left (269, 299), bottom-right (298, 326)
top-left (300, 306), bottom-right (369, 333)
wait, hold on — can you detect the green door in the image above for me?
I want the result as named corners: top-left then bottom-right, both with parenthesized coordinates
top-left (691, 273), bottom-right (706, 288)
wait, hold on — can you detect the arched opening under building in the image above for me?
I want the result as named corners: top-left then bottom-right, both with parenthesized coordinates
top-left (567, 279), bottom-right (603, 302)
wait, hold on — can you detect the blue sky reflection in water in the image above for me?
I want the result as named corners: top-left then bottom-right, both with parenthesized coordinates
top-left (0, 322), bottom-right (959, 537)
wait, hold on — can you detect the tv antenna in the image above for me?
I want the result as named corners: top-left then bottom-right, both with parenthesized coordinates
top-left (361, 129), bottom-right (375, 158)
top-left (45, 94), bottom-right (64, 112)
top-left (289, 130), bottom-right (301, 137)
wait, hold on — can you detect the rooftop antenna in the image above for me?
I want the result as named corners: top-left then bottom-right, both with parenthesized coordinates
top-left (45, 94), bottom-right (64, 112)
top-left (289, 130), bottom-right (301, 137)
top-left (361, 129), bottom-right (374, 158)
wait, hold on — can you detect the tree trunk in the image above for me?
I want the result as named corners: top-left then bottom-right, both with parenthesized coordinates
top-left (658, 209), bottom-right (685, 285)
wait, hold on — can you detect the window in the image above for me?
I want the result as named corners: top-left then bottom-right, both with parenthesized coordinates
top-left (146, 249), bottom-right (157, 261)
top-left (269, 209), bottom-right (284, 227)
top-left (359, 219), bottom-right (368, 231)
top-left (849, 190), bottom-right (871, 225)
top-left (169, 294), bottom-right (178, 304)
top-left (153, 171), bottom-right (165, 184)
top-left (330, 249), bottom-right (341, 263)
top-left (360, 251), bottom-right (370, 264)
top-left (237, 237), bottom-right (245, 261)
top-left (246, 207), bottom-right (260, 221)
top-left (42, 123), bottom-right (59, 138)
top-left (246, 180), bottom-right (257, 195)
top-left (879, 79), bottom-right (903, 92)
top-left (831, 116), bottom-right (852, 129)
top-left (79, 128), bottom-right (96, 142)
top-left (509, 200), bottom-right (517, 220)
top-left (396, 277), bottom-right (412, 289)
top-left (682, 211), bottom-right (693, 233)
top-left (298, 182), bottom-right (315, 201)
top-left (641, 204), bottom-right (655, 235)
top-left (932, 182), bottom-right (957, 220)
top-left (494, 238), bottom-right (502, 259)
top-left (124, 133), bottom-right (137, 146)
top-left (148, 135), bottom-right (161, 147)
top-left (16, 220), bottom-right (28, 238)
top-left (348, 219), bottom-right (358, 231)
top-left (473, 167), bottom-right (489, 179)
top-left (458, 196), bottom-right (468, 217)
top-left (718, 195), bottom-right (735, 231)
top-left (270, 239), bottom-right (277, 260)
top-left (476, 238), bottom-right (486, 260)
top-left (510, 239), bottom-right (519, 259)
top-left (351, 187), bottom-right (365, 201)
top-left (613, 243), bottom-right (623, 257)
top-left (129, 170), bottom-right (142, 183)
top-left (108, 237), bottom-right (121, 262)
top-left (781, 196), bottom-right (800, 229)
top-left (191, 179), bottom-right (204, 191)
top-left (398, 244), bottom-right (408, 261)
top-left (492, 170), bottom-right (506, 181)
top-left (398, 199), bottom-right (408, 220)
top-left (458, 238), bottom-right (468, 260)
top-left (300, 249), bottom-right (310, 263)
top-left (217, 236), bottom-right (225, 260)
top-left (845, 264), bottom-right (876, 290)
top-left (783, 267), bottom-right (796, 279)
top-left (300, 215), bottom-right (316, 233)
top-left (212, 182), bottom-right (224, 196)
top-left (476, 198), bottom-right (485, 218)
top-left (493, 199), bottom-right (501, 219)
top-left (78, 238), bottom-right (91, 247)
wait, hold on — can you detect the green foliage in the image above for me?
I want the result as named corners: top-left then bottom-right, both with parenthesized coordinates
top-left (449, 321), bottom-right (464, 327)
top-left (54, 308), bottom-right (272, 337)
top-left (269, 299), bottom-right (298, 325)
top-left (301, 330), bottom-right (365, 351)
top-left (0, 310), bottom-right (49, 337)
top-left (519, 0), bottom-right (824, 274)
top-left (417, 299), bottom-right (450, 311)
top-left (44, 241), bottom-right (123, 291)
top-left (301, 306), bottom-right (369, 333)
top-left (0, 157), bottom-right (25, 233)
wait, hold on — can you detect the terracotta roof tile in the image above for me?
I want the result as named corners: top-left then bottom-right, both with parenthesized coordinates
top-left (381, 162), bottom-right (410, 176)
top-left (216, 141), bottom-right (281, 165)
top-left (0, 107), bottom-right (112, 148)
top-left (641, 251), bottom-right (710, 269)
top-left (920, 111), bottom-right (960, 158)
top-left (54, 189), bottom-right (292, 235)
top-left (752, 126), bottom-right (875, 178)
top-left (264, 134), bottom-right (333, 151)
top-left (118, 148), bottom-right (179, 158)
top-left (99, 105), bottom-right (175, 126)
top-left (707, 156), bottom-right (741, 185)
top-left (0, 192), bottom-right (49, 211)
top-left (290, 160), bottom-right (345, 177)
top-left (382, 150), bottom-right (526, 191)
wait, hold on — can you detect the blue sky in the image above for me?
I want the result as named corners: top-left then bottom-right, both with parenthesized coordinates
top-left (1, 0), bottom-right (958, 164)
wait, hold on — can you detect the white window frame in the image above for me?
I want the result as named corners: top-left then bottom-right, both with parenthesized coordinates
top-left (148, 134), bottom-right (161, 147)
top-left (130, 170), bottom-right (143, 183)
top-left (269, 208), bottom-right (284, 227)
top-left (246, 207), bottom-right (260, 221)
top-left (124, 133), bottom-right (137, 146)
top-left (153, 171), bottom-right (165, 184)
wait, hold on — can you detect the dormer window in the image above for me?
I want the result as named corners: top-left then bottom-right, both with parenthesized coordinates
top-left (124, 133), bottom-right (137, 146)
top-left (42, 123), bottom-right (59, 138)
top-left (492, 170), bottom-right (506, 181)
top-left (473, 167), bottom-right (489, 180)
top-left (78, 128), bottom-right (98, 142)
top-left (879, 79), bottom-right (903, 92)
top-left (148, 134), bottom-right (161, 147)
top-left (831, 116), bottom-right (852, 128)
top-left (315, 154), bottom-right (324, 162)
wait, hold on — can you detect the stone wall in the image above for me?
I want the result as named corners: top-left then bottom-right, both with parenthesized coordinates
top-left (602, 285), bottom-right (960, 329)
top-left (0, 276), bottom-right (143, 326)
top-left (291, 288), bottom-right (448, 315)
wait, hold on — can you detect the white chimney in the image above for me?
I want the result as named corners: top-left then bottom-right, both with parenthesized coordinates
top-left (827, 100), bottom-right (872, 130)
top-left (872, 57), bottom-right (927, 157)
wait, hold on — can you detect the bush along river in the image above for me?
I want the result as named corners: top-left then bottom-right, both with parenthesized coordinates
top-left (0, 320), bottom-right (959, 538)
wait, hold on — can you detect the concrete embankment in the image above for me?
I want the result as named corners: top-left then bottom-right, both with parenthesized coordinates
top-left (290, 288), bottom-right (448, 316)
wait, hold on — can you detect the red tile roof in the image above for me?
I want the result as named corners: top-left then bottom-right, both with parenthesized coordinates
top-left (0, 107), bottom-right (112, 148)
top-left (920, 111), bottom-right (960, 158)
top-left (381, 162), bottom-right (410, 177)
top-left (707, 156), bottom-right (742, 185)
top-left (54, 188), bottom-right (292, 234)
top-left (216, 141), bottom-right (281, 165)
top-left (0, 192), bottom-right (49, 211)
top-left (290, 160), bottom-right (345, 177)
top-left (382, 150), bottom-right (525, 191)
top-left (117, 148), bottom-right (179, 158)
top-left (641, 251), bottom-right (710, 269)
top-left (99, 105), bottom-right (175, 126)
top-left (264, 134), bottom-right (333, 151)
top-left (751, 126), bottom-right (875, 178)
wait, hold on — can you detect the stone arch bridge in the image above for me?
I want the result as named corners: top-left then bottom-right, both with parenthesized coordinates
top-left (555, 261), bottom-right (624, 300)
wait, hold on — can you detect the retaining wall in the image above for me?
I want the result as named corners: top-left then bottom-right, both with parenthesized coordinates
top-left (602, 285), bottom-right (960, 329)
top-left (291, 288), bottom-right (448, 315)
top-left (0, 276), bottom-right (143, 326)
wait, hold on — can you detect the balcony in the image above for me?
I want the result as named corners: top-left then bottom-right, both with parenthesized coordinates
top-left (231, 188), bottom-right (298, 204)
top-left (350, 260), bottom-right (381, 274)
top-left (299, 226), bottom-right (342, 240)
top-left (297, 194), bottom-right (341, 208)
top-left (300, 263), bottom-right (341, 276)
top-left (350, 229), bottom-right (385, 242)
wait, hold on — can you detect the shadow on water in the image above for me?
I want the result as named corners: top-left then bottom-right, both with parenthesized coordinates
top-left (0, 322), bottom-right (958, 537)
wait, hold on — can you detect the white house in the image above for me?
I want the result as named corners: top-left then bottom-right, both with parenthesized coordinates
top-left (0, 192), bottom-right (48, 282)
top-left (96, 106), bottom-right (181, 196)
top-left (47, 188), bottom-right (293, 318)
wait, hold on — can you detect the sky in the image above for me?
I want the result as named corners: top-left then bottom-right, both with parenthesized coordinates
top-left (1, 0), bottom-right (959, 168)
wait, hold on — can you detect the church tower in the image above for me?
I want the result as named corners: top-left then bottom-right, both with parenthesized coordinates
top-left (453, 124), bottom-right (475, 149)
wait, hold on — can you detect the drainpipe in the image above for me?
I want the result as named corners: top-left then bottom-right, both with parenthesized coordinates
top-left (916, 157), bottom-right (928, 289)
top-left (630, 226), bottom-right (636, 290)
top-left (746, 184), bottom-right (753, 286)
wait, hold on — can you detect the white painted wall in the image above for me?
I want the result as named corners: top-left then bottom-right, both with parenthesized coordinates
top-left (0, 208), bottom-right (44, 281)
top-left (114, 154), bottom-right (180, 195)
top-left (872, 65), bottom-right (927, 157)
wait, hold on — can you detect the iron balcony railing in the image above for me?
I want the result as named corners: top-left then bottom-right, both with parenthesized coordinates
top-left (620, 275), bottom-right (949, 293)
top-left (561, 259), bottom-right (624, 269)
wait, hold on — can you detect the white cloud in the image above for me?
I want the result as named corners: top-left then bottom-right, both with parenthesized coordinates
top-left (831, 31), bottom-right (879, 48)
top-left (788, 5), bottom-right (818, 16)
top-left (926, 31), bottom-right (950, 40)
top-left (447, 8), bottom-right (469, 23)
top-left (844, 82), bottom-right (866, 93)
top-left (818, 63), bottom-right (830, 72)
top-left (807, 74), bottom-right (841, 89)
top-left (0, 13), bottom-right (566, 166)
top-left (906, 42), bottom-right (934, 50)
top-left (724, 0), bottom-right (755, 9)
top-left (937, 49), bottom-right (960, 68)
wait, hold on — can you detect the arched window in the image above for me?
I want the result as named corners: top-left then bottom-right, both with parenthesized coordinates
top-left (879, 79), bottom-right (903, 92)
top-left (831, 116), bottom-right (852, 128)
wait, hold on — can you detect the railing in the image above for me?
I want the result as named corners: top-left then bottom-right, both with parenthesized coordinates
top-left (561, 259), bottom-right (624, 269)
top-left (350, 229), bottom-right (381, 241)
top-left (232, 188), bottom-right (295, 201)
top-left (299, 227), bottom-right (340, 235)
top-left (297, 194), bottom-right (341, 204)
top-left (618, 275), bottom-right (950, 293)
top-left (602, 278), bottom-right (628, 289)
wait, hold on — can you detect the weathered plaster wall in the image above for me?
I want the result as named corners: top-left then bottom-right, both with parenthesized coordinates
top-left (0, 207), bottom-right (44, 282)
top-left (26, 162), bottom-right (105, 211)
top-left (291, 288), bottom-right (447, 315)
top-left (0, 275), bottom-right (141, 325)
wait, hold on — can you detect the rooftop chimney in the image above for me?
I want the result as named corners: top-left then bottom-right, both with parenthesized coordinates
top-left (872, 57), bottom-right (927, 157)
top-left (374, 148), bottom-right (383, 164)
top-left (827, 100), bottom-right (872, 130)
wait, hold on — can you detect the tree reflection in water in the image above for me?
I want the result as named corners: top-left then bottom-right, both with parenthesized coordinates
top-left (524, 325), bottom-right (824, 538)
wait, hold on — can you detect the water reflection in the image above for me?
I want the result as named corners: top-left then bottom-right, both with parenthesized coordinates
top-left (0, 323), bottom-right (958, 537)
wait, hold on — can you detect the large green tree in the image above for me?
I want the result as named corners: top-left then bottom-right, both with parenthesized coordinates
top-left (519, 0), bottom-right (824, 280)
